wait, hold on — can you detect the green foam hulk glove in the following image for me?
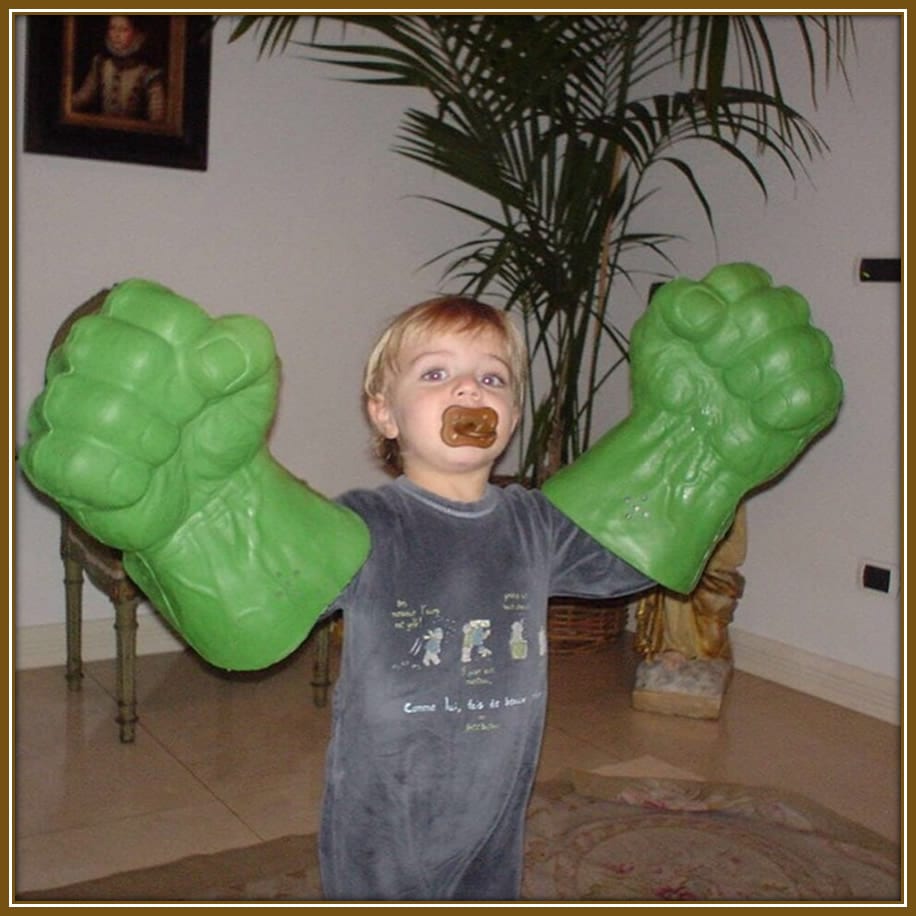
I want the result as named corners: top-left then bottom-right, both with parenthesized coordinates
top-left (543, 262), bottom-right (843, 594)
top-left (20, 279), bottom-right (371, 670)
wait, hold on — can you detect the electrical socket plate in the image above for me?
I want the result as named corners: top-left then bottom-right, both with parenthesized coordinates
top-left (858, 559), bottom-right (900, 597)
top-left (856, 257), bottom-right (901, 283)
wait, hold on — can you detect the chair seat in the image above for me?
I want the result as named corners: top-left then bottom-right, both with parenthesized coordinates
top-left (62, 521), bottom-right (140, 600)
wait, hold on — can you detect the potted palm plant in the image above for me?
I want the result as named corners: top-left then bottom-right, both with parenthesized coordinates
top-left (229, 13), bottom-right (851, 484)
top-left (227, 14), bottom-right (853, 656)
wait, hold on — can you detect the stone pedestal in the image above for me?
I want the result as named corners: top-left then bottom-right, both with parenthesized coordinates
top-left (631, 653), bottom-right (733, 719)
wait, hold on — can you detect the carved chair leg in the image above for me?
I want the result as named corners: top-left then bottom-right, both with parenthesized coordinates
top-left (311, 622), bottom-right (331, 708)
top-left (63, 556), bottom-right (84, 692)
top-left (113, 596), bottom-right (139, 743)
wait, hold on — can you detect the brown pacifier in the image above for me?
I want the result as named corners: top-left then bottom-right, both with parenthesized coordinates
top-left (441, 405), bottom-right (499, 448)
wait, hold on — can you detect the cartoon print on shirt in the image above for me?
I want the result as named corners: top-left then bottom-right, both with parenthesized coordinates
top-left (509, 620), bottom-right (528, 660)
top-left (461, 619), bottom-right (492, 662)
top-left (413, 627), bottom-right (444, 666)
top-left (391, 600), bottom-right (449, 670)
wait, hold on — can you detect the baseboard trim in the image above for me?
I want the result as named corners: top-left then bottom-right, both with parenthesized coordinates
top-left (729, 627), bottom-right (900, 726)
top-left (14, 619), bottom-right (899, 725)
top-left (15, 614), bottom-right (186, 669)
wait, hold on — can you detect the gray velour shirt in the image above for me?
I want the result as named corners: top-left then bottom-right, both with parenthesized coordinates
top-left (319, 476), bottom-right (653, 901)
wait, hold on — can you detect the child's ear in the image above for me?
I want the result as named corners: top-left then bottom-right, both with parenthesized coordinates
top-left (367, 395), bottom-right (399, 440)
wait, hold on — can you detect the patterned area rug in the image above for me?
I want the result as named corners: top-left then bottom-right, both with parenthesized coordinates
top-left (18, 770), bottom-right (899, 903)
top-left (523, 770), bottom-right (899, 901)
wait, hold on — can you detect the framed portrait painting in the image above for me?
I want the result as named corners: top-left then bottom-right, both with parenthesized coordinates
top-left (24, 14), bottom-right (212, 171)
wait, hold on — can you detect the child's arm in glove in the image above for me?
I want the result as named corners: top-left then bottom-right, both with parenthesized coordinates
top-left (543, 263), bottom-right (843, 594)
top-left (19, 279), bottom-right (371, 670)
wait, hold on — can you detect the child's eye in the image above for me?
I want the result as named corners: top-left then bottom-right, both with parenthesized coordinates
top-left (421, 368), bottom-right (447, 382)
top-left (481, 373), bottom-right (507, 388)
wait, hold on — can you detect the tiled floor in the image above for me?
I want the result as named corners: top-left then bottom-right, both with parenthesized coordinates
top-left (13, 631), bottom-right (901, 895)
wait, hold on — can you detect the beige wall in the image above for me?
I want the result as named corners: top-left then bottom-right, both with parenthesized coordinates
top-left (13, 15), bottom-right (901, 689)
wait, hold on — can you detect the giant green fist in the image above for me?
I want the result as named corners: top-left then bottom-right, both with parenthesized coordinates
top-left (20, 279), bottom-right (370, 669)
top-left (543, 263), bottom-right (843, 594)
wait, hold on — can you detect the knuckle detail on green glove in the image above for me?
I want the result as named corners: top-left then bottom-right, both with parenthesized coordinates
top-left (702, 261), bottom-right (772, 302)
top-left (104, 278), bottom-right (211, 343)
top-left (753, 366), bottom-right (844, 433)
top-left (656, 282), bottom-right (727, 341)
top-left (543, 262), bottom-right (844, 595)
top-left (190, 315), bottom-right (278, 398)
top-left (22, 432), bottom-right (152, 511)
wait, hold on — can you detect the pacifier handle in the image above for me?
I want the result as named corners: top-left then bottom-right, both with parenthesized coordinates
top-left (440, 405), bottom-right (498, 448)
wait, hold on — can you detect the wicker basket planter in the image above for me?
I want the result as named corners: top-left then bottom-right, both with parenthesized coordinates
top-left (547, 596), bottom-right (629, 655)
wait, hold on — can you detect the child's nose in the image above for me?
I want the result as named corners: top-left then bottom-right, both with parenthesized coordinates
top-left (453, 374), bottom-right (482, 399)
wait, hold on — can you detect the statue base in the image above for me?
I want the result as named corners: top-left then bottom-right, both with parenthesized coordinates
top-left (631, 653), bottom-right (733, 720)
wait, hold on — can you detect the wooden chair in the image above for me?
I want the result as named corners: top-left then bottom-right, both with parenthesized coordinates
top-left (46, 290), bottom-right (333, 742)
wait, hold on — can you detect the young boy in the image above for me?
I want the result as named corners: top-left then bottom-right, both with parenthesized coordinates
top-left (20, 265), bottom-right (842, 900)
top-left (318, 295), bottom-right (653, 898)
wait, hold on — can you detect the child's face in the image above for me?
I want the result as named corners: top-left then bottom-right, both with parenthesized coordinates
top-left (108, 17), bottom-right (138, 52)
top-left (368, 326), bottom-right (520, 490)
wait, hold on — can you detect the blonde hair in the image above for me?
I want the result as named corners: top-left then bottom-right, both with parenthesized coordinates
top-left (364, 295), bottom-right (529, 473)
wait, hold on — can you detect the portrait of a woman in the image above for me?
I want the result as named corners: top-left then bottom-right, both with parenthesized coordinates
top-left (70, 15), bottom-right (167, 122)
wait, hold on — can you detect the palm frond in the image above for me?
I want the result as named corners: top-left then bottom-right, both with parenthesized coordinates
top-left (227, 12), bottom-right (854, 480)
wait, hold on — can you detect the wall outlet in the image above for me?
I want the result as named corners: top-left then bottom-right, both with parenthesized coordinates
top-left (857, 257), bottom-right (901, 283)
top-left (858, 559), bottom-right (899, 597)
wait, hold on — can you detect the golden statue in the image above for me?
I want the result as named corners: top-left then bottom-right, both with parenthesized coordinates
top-left (632, 503), bottom-right (747, 718)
